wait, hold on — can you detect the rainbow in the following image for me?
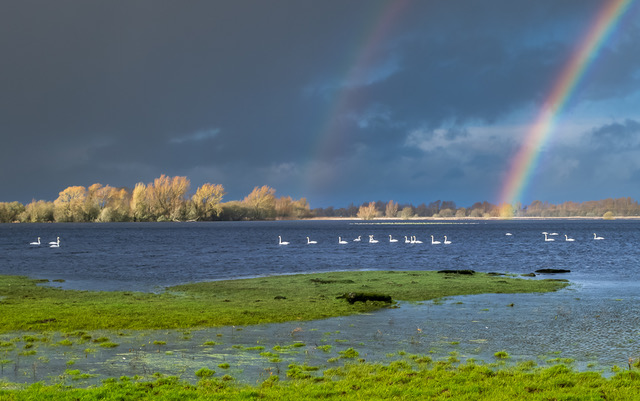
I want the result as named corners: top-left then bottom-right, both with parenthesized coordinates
top-left (499, 0), bottom-right (633, 207)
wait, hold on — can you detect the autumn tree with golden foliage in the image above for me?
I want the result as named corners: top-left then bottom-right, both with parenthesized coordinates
top-left (190, 183), bottom-right (225, 221)
top-left (147, 175), bottom-right (190, 221)
top-left (385, 200), bottom-right (398, 218)
top-left (243, 185), bottom-right (276, 220)
top-left (53, 186), bottom-right (87, 222)
top-left (19, 200), bottom-right (54, 222)
top-left (357, 202), bottom-right (378, 220)
top-left (130, 183), bottom-right (151, 221)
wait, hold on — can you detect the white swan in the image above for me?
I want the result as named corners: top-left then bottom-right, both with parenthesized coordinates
top-left (30, 237), bottom-right (41, 245)
top-left (353, 236), bottom-right (361, 242)
top-left (413, 236), bottom-right (423, 244)
top-left (306, 237), bottom-right (317, 244)
top-left (593, 233), bottom-right (604, 240)
top-left (430, 235), bottom-right (441, 245)
top-left (369, 235), bottom-right (378, 244)
top-left (338, 237), bottom-right (348, 244)
top-left (278, 236), bottom-right (289, 245)
top-left (565, 235), bottom-right (575, 242)
top-left (50, 239), bottom-right (60, 248)
top-left (444, 236), bottom-right (452, 244)
top-left (550, 232), bottom-right (559, 236)
top-left (389, 235), bottom-right (398, 243)
top-left (405, 236), bottom-right (411, 244)
top-left (49, 236), bottom-right (60, 245)
top-left (505, 233), bottom-right (513, 236)
top-left (544, 233), bottom-right (555, 242)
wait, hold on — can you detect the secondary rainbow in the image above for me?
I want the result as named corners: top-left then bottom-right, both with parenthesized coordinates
top-left (499, 0), bottom-right (633, 207)
top-left (303, 1), bottom-right (410, 194)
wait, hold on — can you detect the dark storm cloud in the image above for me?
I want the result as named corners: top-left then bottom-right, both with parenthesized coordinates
top-left (590, 119), bottom-right (640, 150)
top-left (1, 1), bottom-right (639, 206)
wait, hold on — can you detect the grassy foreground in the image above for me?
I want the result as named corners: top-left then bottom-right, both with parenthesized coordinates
top-left (0, 271), bottom-right (567, 333)
top-left (2, 360), bottom-right (640, 400)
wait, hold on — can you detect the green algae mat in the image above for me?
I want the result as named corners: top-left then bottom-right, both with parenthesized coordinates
top-left (0, 271), bottom-right (567, 332)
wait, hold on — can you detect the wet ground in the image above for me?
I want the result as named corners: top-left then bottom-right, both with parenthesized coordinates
top-left (2, 279), bottom-right (638, 386)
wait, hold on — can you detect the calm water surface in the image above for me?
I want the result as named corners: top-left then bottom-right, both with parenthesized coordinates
top-left (1, 219), bottom-right (639, 384)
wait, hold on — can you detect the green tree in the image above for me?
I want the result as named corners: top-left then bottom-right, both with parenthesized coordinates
top-left (219, 201), bottom-right (250, 221)
top-left (400, 206), bottom-right (414, 220)
top-left (292, 197), bottom-right (312, 219)
top-left (439, 208), bottom-right (454, 217)
top-left (19, 200), bottom-right (54, 222)
top-left (0, 201), bottom-right (25, 223)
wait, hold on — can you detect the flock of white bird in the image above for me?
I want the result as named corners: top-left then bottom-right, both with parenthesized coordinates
top-left (538, 232), bottom-right (605, 242)
top-left (278, 234), bottom-right (453, 246)
top-left (278, 231), bottom-right (606, 246)
top-left (29, 236), bottom-right (60, 248)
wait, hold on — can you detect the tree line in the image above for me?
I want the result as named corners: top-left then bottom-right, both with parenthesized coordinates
top-left (0, 175), bottom-right (636, 223)
top-left (0, 175), bottom-right (312, 223)
top-left (313, 197), bottom-right (639, 220)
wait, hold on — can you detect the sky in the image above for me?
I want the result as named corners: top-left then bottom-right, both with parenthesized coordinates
top-left (2, 1), bottom-right (640, 208)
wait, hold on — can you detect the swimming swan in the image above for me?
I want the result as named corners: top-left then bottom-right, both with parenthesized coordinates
top-left (307, 237), bottom-right (318, 244)
top-left (412, 236), bottom-right (423, 244)
top-left (50, 239), bottom-right (60, 248)
top-left (544, 233), bottom-right (555, 242)
top-left (565, 235), bottom-right (575, 242)
top-left (278, 236), bottom-right (289, 245)
top-left (353, 236), bottom-right (362, 242)
top-left (593, 233), bottom-right (604, 240)
top-left (389, 235), bottom-right (398, 243)
top-left (30, 237), bottom-right (41, 245)
top-left (405, 236), bottom-right (411, 243)
top-left (430, 235), bottom-right (441, 245)
top-left (339, 237), bottom-right (348, 244)
top-left (49, 237), bottom-right (60, 245)
top-left (444, 236), bottom-right (452, 244)
top-left (369, 235), bottom-right (378, 243)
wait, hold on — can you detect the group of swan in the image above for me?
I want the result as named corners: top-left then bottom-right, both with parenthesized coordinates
top-left (541, 232), bottom-right (603, 242)
top-left (29, 237), bottom-right (60, 248)
top-left (279, 234), bottom-right (452, 245)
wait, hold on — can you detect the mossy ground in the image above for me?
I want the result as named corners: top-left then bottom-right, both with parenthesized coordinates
top-left (0, 271), bottom-right (567, 333)
top-left (2, 359), bottom-right (640, 400)
top-left (2, 272), bottom-right (636, 399)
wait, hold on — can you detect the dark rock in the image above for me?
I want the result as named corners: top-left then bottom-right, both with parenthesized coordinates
top-left (535, 269), bottom-right (571, 274)
top-left (437, 269), bottom-right (475, 275)
top-left (338, 292), bottom-right (392, 304)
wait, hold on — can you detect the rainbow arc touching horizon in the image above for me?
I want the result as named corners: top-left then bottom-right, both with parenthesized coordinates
top-left (498, 0), bottom-right (633, 207)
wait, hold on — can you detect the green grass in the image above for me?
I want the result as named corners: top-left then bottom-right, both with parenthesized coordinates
top-left (2, 360), bottom-right (640, 400)
top-left (0, 272), bottom-right (568, 333)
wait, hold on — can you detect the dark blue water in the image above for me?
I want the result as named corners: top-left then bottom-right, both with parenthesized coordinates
top-left (0, 219), bottom-right (637, 291)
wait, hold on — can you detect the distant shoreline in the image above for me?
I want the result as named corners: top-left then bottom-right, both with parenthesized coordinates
top-left (307, 216), bottom-right (638, 221)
